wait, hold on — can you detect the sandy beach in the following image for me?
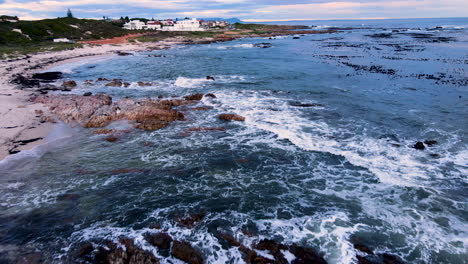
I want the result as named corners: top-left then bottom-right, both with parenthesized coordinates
top-left (0, 39), bottom-right (180, 160)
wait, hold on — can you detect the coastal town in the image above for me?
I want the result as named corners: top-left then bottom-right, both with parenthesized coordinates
top-left (123, 17), bottom-right (229, 31)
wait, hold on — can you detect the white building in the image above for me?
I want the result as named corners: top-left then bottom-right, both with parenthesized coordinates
top-left (171, 18), bottom-right (204, 31)
top-left (146, 21), bottom-right (162, 30)
top-left (53, 38), bottom-right (73, 43)
top-left (123, 20), bottom-right (146, 30)
top-left (123, 18), bottom-right (204, 31)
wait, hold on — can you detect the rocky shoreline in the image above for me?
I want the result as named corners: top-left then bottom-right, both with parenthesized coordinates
top-left (0, 28), bottom-right (337, 161)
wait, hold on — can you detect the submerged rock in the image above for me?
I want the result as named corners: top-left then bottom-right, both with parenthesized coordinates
top-left (171, 241), bottom-right (204, 264)
top-left (219, 114), bottom-right (245, 122)
top-left (413, 141), bottom-right (426, 150)
top-left (206, 76), bottom-right (215, 81)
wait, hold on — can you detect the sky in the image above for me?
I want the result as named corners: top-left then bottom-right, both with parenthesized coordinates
top-left (0, 0), bottom-right (467, 21)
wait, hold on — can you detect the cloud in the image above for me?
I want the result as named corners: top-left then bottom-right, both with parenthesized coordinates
top-left (0, 0), bottom-right (466, 21)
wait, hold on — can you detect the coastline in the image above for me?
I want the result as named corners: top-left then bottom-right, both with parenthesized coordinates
top-left (0, 28), bottom-right (334, 161)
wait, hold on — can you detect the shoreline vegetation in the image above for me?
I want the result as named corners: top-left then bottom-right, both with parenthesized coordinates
top-left (0, 18), bottom-right (336, 160)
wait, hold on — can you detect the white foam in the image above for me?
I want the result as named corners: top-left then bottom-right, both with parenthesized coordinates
top-left (217, 44), bottom-right (255, 50)
top-left (204, 90), bottom-right (466, 187)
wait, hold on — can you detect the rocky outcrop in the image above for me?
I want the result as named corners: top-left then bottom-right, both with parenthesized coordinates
top-left (145, 233), bottom-right (173, 250)
top-left (31, 94), bottom-right (185, 131)
top-left (92, 238), bottom-right (160, 264)
top-left (105, 79), bottom-right (123, 87)
top-left (219, 114), bottom-right (245, 122)
top-left (176, 213), bottom-right (205, 228)
top-left (171, 241), bottom-right (204, 264)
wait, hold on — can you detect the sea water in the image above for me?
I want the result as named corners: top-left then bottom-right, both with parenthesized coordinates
top-left (0, 17), bottom-right (467, 263)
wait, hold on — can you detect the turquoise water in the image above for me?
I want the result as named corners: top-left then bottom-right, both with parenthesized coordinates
top-left (0, 18), bottom-right (467, 263)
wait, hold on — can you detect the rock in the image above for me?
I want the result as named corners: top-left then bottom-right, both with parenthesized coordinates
top-left (424, 140), bottom-right (438, 146)
top-left (83, 92), bottom-right (93, 96)
top-left (11, 74), bottom-right (40, 88)
top-left (171, 241), bottom-right (204, 264)
top-left (138, 81), bottom-right (153, 87)
top-left (117, 51), bottom-right (133, 56)
top-left (123, 82), bottom-right (131, 87)
top-left (32, 71), bottom-right (63, 82)
top-left (77, 242), bottom-right (94, 258)
top-left (353, 243), bottom-right (374, 255)
top-left (413, 141), bottom-right (425, 150)
top-left (145, 232), bottom-right (173, 250)
top-left (380, 253), bottom-right (405, 264)
top-left (289, 244), bottom-right (327, 264)
top-left (289, 102), bottom-right (324, 107)
top-left (32, 94), bottom-right (184, 131)
top-left (105, 79), bottom-right (123, 87)
top-left (255, 239), bottom-right (288, 264)
top-left (93, 238), bottom-right (160, 264)
top-left (62, 80), bottom-right (77, 88)
top-left (105, 136), bottom-right (118, 142)
top-left (183, 93), bottom-right (204, 101)
top-left (219, 114), bottom-right (245, 122)
top-left (293, 37), bottom-right (300, 39)
top-left (204, 93), bottom-right (217, 98)
top-left (206, 76), bottom-right (215, 81)
top-left (254, 43), bottom-right (272, 48)
top-left (219, 234), bottom-right (274, 264)
top-left (177, 213), bottom-right (205, 228)
top-left (97, 77), bottom-right (110, 81)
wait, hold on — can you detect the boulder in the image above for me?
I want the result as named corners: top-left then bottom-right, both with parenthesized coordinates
top-left (204, 93), bottom-right (217, 98)
top-left (62, 80), bottom-right (77, 88)
top-left (413, 141), bottom-right (425, 150)
top-left (206, 76), bottom-right (215, 81)
top-left (171, 241), bottom-right (204, 264)
top-left (145, 232), bottom-right (173, 250)
top-left (105, 79), bottom-right (123, 87)
top-left (83, 92), bottom-right (93, 96)
top-left (219, 114), bottom-right (245, 122)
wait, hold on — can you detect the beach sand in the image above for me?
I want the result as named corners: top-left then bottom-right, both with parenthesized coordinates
top-left (0, 41), bottom-right (178, 160)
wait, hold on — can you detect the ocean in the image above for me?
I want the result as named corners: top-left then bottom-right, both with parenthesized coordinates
top-left (0, 17), bottom-right (467, 263)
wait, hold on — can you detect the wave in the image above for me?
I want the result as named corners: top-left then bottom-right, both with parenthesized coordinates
top-left (204, 90), bottom-right (467, 187)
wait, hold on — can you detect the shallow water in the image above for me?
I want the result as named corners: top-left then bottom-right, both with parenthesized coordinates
top-left (1, 18), bottom-right (467, 263)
